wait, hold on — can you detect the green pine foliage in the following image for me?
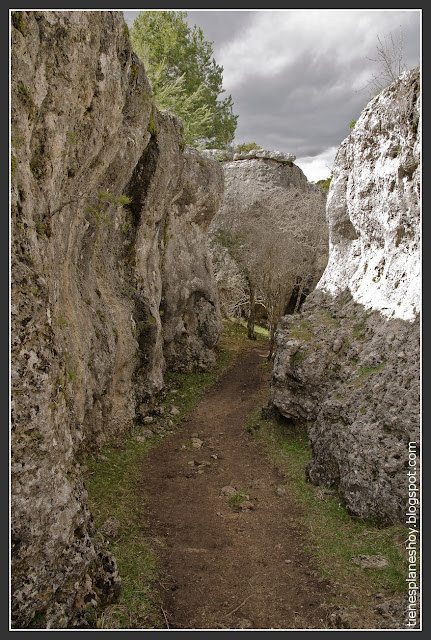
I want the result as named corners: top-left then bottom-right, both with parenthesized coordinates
top-left (236, 142), bottom-right (262, 153)
top-left (130, 11), bottom-right (238, 148)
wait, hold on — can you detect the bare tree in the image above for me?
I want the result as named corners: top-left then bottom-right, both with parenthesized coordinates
top-left (210, 182), bottom-right (328, 350)
top-left (364, 30), bottom-right (407, 94)
top-left (254, 190), bottom-right (328, 357)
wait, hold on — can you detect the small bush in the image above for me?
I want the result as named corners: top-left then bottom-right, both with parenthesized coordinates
top-left (236, 142), bottom-right (262, 154)
top-left (316, 175), bottom-right (332, 191)
top-left (291, 350), bottom-right (305, 366)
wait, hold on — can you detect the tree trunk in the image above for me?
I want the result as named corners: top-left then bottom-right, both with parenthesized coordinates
top-left (268, 325), bottom-right (275, 359)
top-left (247, 281), bottom-right (256, 340)
top-left (293, 281), bottom-right (305, 314)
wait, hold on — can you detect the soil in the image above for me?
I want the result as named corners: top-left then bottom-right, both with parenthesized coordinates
top-left (142, 342), bottom-right (334, 630)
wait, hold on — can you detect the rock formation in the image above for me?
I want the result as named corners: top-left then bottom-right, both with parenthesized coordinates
top-left (233, 148), bottom-right (296, 163)
top-left (271, 68), bottom-right (420, 524)
top-left (208, 150), bottom-right (328, 346)
top-left (11, 10), bottom-right (222, 628)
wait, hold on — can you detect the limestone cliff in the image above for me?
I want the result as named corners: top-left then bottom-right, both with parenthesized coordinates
top-left (271, 68), bottom-right (420, 524)
top-left (208, 150), bottom-right (328, 329)
top-left (11, 10), bottom-right (222, 628)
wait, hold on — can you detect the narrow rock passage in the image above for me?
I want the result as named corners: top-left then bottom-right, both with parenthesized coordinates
top-left (142, 343), bottom-right (332, 629)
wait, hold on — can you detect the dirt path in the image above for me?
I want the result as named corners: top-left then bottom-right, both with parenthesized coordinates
top-left (142, 343), bottom-right (333, 629)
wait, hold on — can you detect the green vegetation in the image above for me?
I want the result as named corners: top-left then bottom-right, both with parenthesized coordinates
top-left (147, 108), bottom-right (158, 138)
top-left (11, 10), bottom-right (27, 35)
top-left (358, 362), bottom-right (386, 377)
top-left (85, 440), bottom-right (164, 628)
top-left (247, 403), bottom-right (409, 614)
top-left (354, 362), bottom-right (386, 388)
top-left (316, 174), bottom-right (332, 192)
top-left (236, 142), bottom-right (262, 154)
top-left (228, 490), bottom-right (251, 508)
top-left (289, 319), bottom-right (314, 341)
top-left (17, 84), bottom-right (30, 100)
top-left (317, 309), bottom-right (340, 328)
top-left (349, 120), bottom-right (357, 129)
top-left (35, 221), bottom-right (46, 237)
top-left (30, 145), bottom-right (48, 179)
top-left (87, 191), bottom-right (132, 228)
top-left (97, 190), bottom-right (131, 207)
top-left (57, 314), bottom-right (67, 328)
top-left (290, 350), bottom-right (306, 366)
top-left (229, 318), bottom-right (269, 339)
top-left (130, 11), bottom-right (238, 148)
top-left (11, 152), bottom-right (17, 179)
top-left (352, 321), bottom-right (367, 339)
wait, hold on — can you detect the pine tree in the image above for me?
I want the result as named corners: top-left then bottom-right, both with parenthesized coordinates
top-left (130, 11), bottom-right (238, 148)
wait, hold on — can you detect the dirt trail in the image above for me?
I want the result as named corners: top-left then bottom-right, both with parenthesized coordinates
top-left (142, 343), bottom-right (333, 629)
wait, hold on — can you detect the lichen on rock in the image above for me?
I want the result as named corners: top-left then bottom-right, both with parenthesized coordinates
top-left (11, 10), bottom-right (222, 628)
top-left (271, 68), bottom-right (420, 525)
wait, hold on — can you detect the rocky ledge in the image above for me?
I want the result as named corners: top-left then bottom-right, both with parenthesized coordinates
top-left (233, 148), bottom-right (296, 163)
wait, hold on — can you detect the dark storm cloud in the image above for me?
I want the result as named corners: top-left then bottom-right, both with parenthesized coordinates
top-left (123, 9), bottom-right (256, 49)
top-left (227, 48), bottom-right (371, 157)
top-left (123, 9), bottom-right (420, 180)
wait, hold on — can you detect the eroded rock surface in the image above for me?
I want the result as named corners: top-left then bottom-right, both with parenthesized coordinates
top-left (233, 148), bottom-right (296, 163)
top-left (208, 153), bottom-right (328, 322)
top-left (271, 68), bottom-right (420, 524)
top-left (11, 10), bottom-right (222, 628)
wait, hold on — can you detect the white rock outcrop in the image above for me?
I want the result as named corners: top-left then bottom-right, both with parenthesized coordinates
top-left (317, 68), bottom-right (420, 321)
top-left (271, 68), bottom-right (420, 524)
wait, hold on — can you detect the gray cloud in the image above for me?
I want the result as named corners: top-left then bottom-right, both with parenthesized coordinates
top-left (186, 11), bottom-right (256, 51)
top-left (123, 9), bottom-right (420, 180)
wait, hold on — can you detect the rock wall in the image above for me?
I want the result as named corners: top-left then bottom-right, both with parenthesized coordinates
top-left (271, 68), bottom-right (420, 524)
top-left (11, 10), bottom-right (222, 628)
top-left (208, 150), bottom-right (328, 321)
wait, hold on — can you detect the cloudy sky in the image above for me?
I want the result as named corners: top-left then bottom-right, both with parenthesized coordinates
top-left (123, 9), bottom-right (420, 182)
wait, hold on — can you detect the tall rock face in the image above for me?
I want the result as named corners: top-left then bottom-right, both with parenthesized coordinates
top-left (11, 11), bottom-right (222, 628)
top-left (271, 68), bottom-right (420, 524)
top-left (208, 150), bottom-right (328, 324)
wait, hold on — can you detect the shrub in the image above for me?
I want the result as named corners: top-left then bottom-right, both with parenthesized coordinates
top-left (236, 142), bottom-right (262, 154)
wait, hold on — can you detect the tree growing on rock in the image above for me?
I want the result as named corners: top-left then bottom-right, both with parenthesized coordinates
top-left (209, 162), bottom-right (328, 354)
top-left (236, 142), bottom-right (262, 154)
top-left (130, 11), bottom-right (238, 148)
top-left (362, 29), bottom-right (416, 96)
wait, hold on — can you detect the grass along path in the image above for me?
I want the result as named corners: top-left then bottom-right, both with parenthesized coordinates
top-left (85, 319), bottom-right (409, 629)
top-left (246, 401), bottom-right (410, 629)
top-left (84, 320), bottom-right (262, 628)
